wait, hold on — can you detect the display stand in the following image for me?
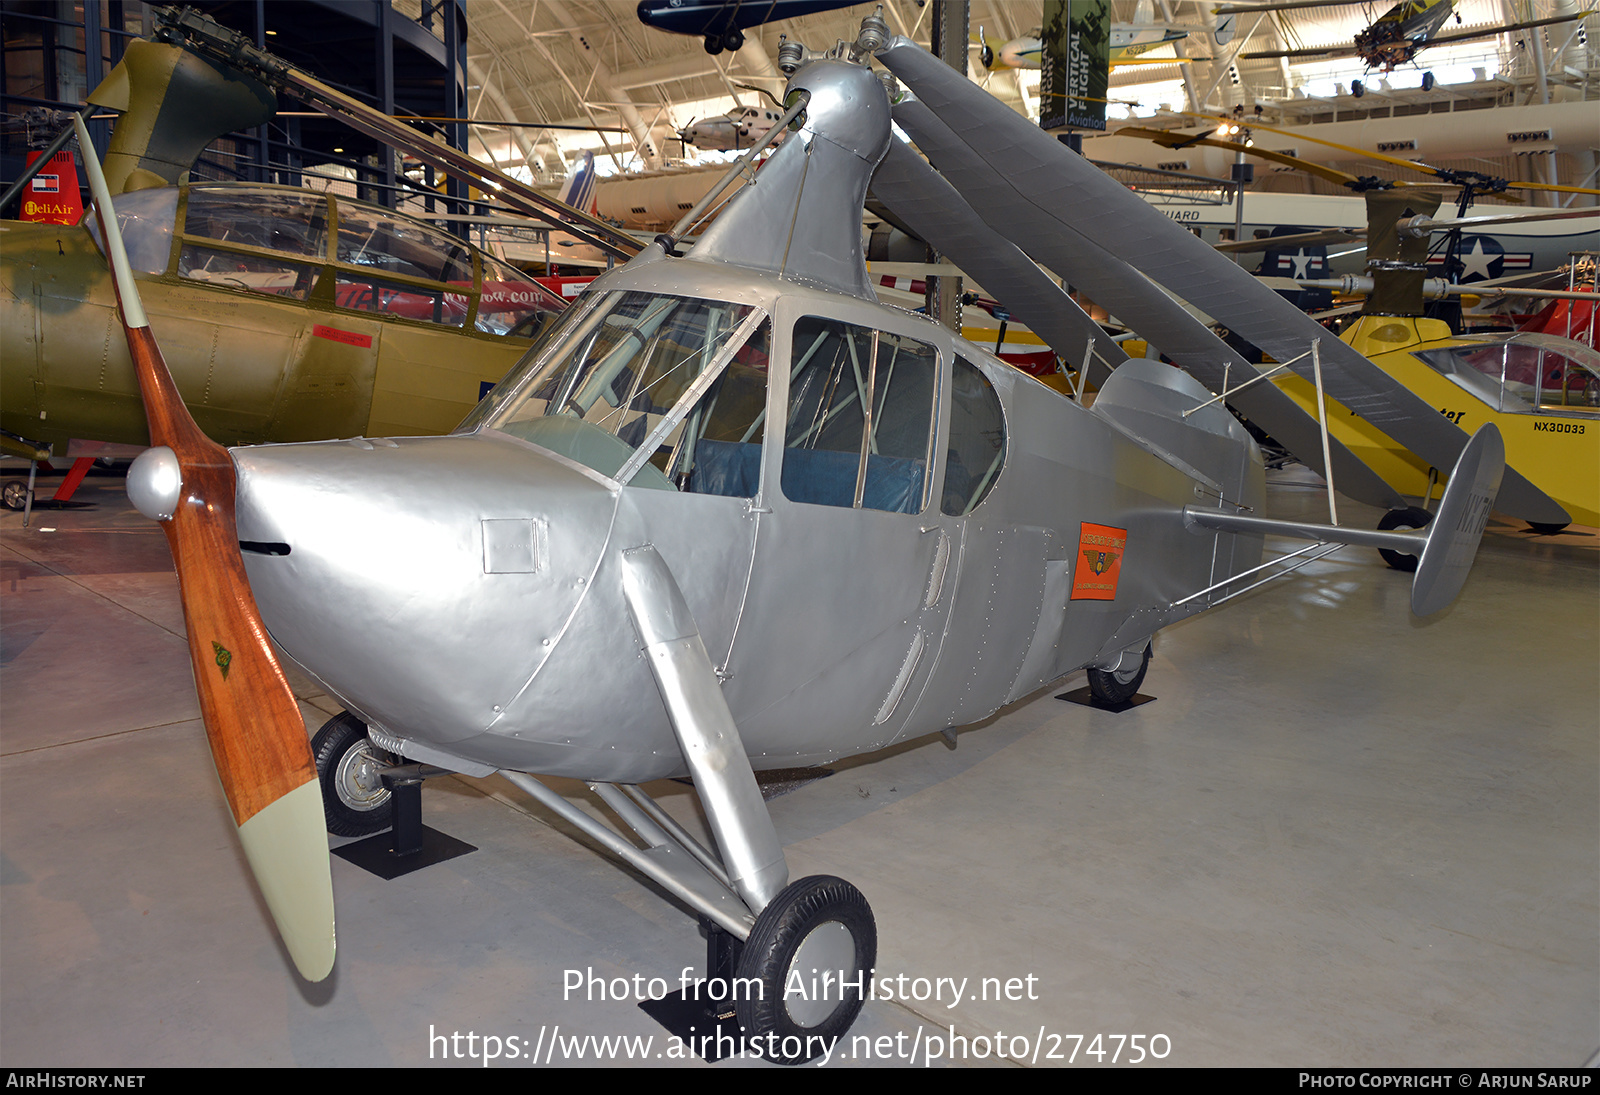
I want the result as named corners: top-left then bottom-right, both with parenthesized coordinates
top-left (332, 769), bottom-right (476, 880)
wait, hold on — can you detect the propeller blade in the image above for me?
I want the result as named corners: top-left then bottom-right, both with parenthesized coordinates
top-left (74, 115), bottom-right (335, 981)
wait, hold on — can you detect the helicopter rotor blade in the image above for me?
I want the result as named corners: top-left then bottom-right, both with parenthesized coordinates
top-left (1173, 111), bottom-right (1600, 199)
top-left (73, 114), bottom-right (336, 982)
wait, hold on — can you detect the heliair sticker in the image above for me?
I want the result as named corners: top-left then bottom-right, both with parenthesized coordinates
top-left (1072, 522), bottom-right (1127, 601)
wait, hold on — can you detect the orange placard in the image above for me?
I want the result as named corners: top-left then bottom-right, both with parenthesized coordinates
top-left (1071, 522), bottom-right (1128, 601)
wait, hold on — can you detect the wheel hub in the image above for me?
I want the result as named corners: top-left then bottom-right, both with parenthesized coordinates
top-left (334, 742), bottom-right (391, 812)
top-left (782, 920), bottom-right (856, 1027)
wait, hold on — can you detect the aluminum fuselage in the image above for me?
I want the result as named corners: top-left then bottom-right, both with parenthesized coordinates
top-left (235, 254), bottom-right (1266, 785)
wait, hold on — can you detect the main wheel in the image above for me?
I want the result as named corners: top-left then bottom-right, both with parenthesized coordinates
top-left (735, 875), bottom-right (876, 1065)
top-left (1351, 79), bottom-right (1365, 98)
top-left (722, 27), bottom-right (744, 51)
top-left (1421, 71), bottom-right (1436, 91)
top-left (311, 712), bottom-right (398, 837)
top-left (1528, 521), bottom-right (1569, 536)
top-left (1377, 506), bottom-right (1433, 572)
top-left (2, 480), bottom-right (28, 511)
top-left (1087, 642), bottom-right (1151, 705)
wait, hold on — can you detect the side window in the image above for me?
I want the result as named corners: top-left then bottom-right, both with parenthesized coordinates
top-left (178, 243), bottom-right (317, 299)
top-left (332, 272), bottom-right (465, 326)
top-left (942, 357), bottom-right (1006, 516)
top-left (475, 253), bottom-right (566, 338)
top-left (781, 316), bottom-right (937, 514)
top-left (664, 323), bottom-right (771, 497)
top-left (176, 187), bottom-right (326, 299)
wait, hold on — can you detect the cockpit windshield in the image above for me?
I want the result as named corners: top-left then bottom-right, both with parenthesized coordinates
top-left (84, 184), bottom-right (563, 335)
top-left (1414, 333), bottom-right (1600, 415)
top-left (468, 290), bottom-right (770, 490)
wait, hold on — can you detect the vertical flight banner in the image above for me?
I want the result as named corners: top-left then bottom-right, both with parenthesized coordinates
top-left (1041, 0), bottom-right (1110, 132)
top-left (20, 149), bottom-right (83, 225)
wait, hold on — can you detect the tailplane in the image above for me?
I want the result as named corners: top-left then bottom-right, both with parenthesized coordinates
top-left (1185, 424), bottom-right (1505, 616)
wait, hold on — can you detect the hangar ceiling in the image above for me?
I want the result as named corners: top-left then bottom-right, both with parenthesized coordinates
top-left (436, 1), bottom-right (1593, 184)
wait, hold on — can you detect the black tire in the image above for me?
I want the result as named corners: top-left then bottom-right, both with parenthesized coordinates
top-left (722, 27), bottom-right (744, 51)
top-left (703, 35), bottom-right (723, 55)
top-left (1528, 521), bottom-right (1569, 536)
top-left (1087, 642), bottom-right (1151, 705)
top-left (1421, 71), bottom-right (1436, 91)
top-left (735, 875), bottom-right (876, 1065)
top-left (2, 480), bottom-right (28, 511)
top-left (1351, 79), bottom-right (1364, 98)
top-left (1377, 506), bottom-right (1433, 572)
top-left (311, 712), bottom-right (398, 837)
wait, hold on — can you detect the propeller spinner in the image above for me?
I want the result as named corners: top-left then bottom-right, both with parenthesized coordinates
top-left (74, 114), bottom-right (336, 981)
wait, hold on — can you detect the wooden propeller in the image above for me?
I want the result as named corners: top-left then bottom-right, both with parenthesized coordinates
top-left (74, 115), bottom-right (335, 981)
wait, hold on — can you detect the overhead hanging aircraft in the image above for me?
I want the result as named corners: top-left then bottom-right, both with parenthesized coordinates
top-left (1105, 121), bottom-right (1600, 281)
top-left (680, 103), bottom-right (793, 151)
top-left (976, 18), bottom-right (1237, 71)
top-left (84, 10), bottom-right (1510, 1064)
top-left (1224, 0), bottom-right (1593, 95)
top-left (636, 0), bottom-right (862, 54)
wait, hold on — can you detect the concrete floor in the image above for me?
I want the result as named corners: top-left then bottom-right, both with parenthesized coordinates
top-left (2, 467), bottom-right (1595, 1067)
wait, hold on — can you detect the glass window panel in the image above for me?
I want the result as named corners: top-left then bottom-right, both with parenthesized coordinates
top-left (782, 316), bottom-right (935, 514)
top-left (663, 321), bottom-right (772, 497)
top-left (83, 187), bottom-right (177, 274)
top-left (178, 243), bottom-right (316, 299)
top-left (183, 187), bottom-right (328, 259)
top-left (942, 357), bottom-right (1006, 516)
top-left (1415, 334), bottom-right (1600, 416)
top-left (474, 253), bottom-right (567, 338)
top-left (334, 272), bottom-right (466, 326)
top-left (483, 291), bottom-right (760, 487)
top-left (333, 203), bottom-right (472, 284)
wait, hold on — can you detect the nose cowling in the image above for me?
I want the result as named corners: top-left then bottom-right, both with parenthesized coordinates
top-left (232, 433), bottom-right (618, 745)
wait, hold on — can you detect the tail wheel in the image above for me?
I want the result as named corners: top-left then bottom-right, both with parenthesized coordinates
top-left (1087, 642), bottom-right (1151, 705)
top-left (735, 875), bottom-right (876, 1065)
top-left (311, 712), bottom-right (398, 837)
top-left (1377, 506), bottom-right (1433, 572)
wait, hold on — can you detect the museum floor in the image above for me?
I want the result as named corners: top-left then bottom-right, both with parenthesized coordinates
top-left (2, 466), bottom-right (1595, 1068)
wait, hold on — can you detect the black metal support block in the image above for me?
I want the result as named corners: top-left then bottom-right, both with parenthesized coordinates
top-left (1056, 686), bottom-right (1156, 713)
top-left (637, 921), bottom-right (748, 1062)
top-left (331, 773), bottom-right (475, 879)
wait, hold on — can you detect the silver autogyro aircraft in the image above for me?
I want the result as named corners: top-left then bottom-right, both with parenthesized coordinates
top-left (86, 12), bottom-right (1505, 1066)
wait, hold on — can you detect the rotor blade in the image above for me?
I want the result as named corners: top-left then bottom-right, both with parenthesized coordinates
top-left (876, 38), bottom-right (1569, 525)
top-left (1116, 125), bottom-right (1366, 188)
top-left (1174, 112), bottom-right (1599, 198)
top-left (74, 114), bottom-right (336, 982)
top-left (889, 95), bottom-right (1405, 511)
top-left (1215, 228), bottom-right (1364, 254)
top-left (868, 138), bottom-right (1126, 388)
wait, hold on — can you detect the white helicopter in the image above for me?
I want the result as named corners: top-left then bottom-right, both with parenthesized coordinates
top-left (87, 9), bottom-right (1505, 1066)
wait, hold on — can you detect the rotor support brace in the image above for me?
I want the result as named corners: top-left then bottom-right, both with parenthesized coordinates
top-left (619, 545), bottom-right (790, 916)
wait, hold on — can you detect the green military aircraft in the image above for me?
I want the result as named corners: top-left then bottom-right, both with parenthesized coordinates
top-left (2, 34), bottom-right (568, 467)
